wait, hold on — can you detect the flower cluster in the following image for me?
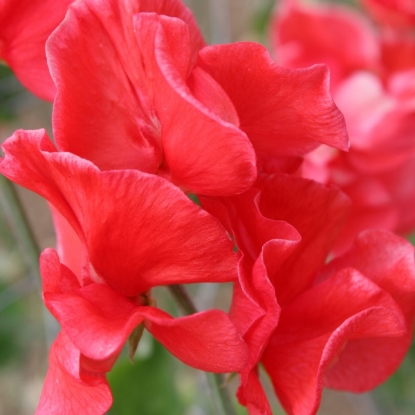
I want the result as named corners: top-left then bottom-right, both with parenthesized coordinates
top-left (1, 1), bottom-right (415, 415)
top-left (272, 0), bottom-right (415, 254)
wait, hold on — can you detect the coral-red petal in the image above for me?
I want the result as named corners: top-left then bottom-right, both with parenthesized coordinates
top-left (133, 13), bottom-right (257, 195)
top-left (35, 331), bottom-right (112, 415)
top-left (263, 267), bottom-right (407, 415)
top-left (198, 42), bottom-right (349, 159)
top-left (271, 1), bottom-right (379, 86)
top-left (0, 130), bottom-right (239, 296)
top-left (0, 0), bottom-right (72, 100)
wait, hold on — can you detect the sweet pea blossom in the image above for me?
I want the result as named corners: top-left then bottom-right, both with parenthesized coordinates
top-left (202, 174), bottom-right (415, 415)
top-left (262, 229), bottom-right (415, 415)
top-left (362, 0), bottom-right (415, 29)
top-left (0, 129), bottom-right (249, 414)
top-left (47, 0), bottom-right (256, 195)
top-left (45, 0), bottom-right (347, 196)
top-left (0, 0), bottom-right (73, 100)
top-left (4, 2), bottom-right (409, 415)
top-left (272, 0), bottom-right (415, 252)
top-left (36, 249), bottom-right (248, 415)
top-left (271, 0), bottom-right (380, 87)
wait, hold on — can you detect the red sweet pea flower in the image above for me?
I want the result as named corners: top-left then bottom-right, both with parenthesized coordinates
top-left (0, 0), bottom-right (73, 100)
top-left (46, 0), bottom-right (347, 195)
top-left (36, 330), bottom-right (112, 415)
top-left (262, 228), bottom-right (415, 415)
top-left (271, 0), bottom-right (380, 88)
top-left (204, 174), bottom-right (415, 415)
top-left (272, 0), bottom-right (415, 253)
top-left (47, 0), bottom-right (256, 195)
top-left (362, 0), bottom-right (415, 29)
top-left (36, 250), bottom-right (247, 414)
top-left (316, 69), bottom-right (415, 251)
top-left (273, 0), bottom-right (415, 82)
top-left (330, 70), bottom-right (415, 179)
top-left (201, 174), bottom-right (351, 414)
top-left (0, 129), bottom-right (249, 414)
top-left (201, 187), bottom-right (302, 415)
top-left (196, 42), bottom-right (348, 171)
top-left (0, 129), bottom-right (242, 294)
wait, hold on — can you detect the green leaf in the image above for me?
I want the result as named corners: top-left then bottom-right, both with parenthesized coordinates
top-left (107, 336), bottom-right (186, 415)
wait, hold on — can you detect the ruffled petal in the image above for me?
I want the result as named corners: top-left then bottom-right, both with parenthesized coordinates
top-left (145, 307), bottom-right (248, 373)
top-left (41, 250), bottom-right (146, 361)
top-left (48, 0), bottom-right (163, 172)
top-left (1, 130), bottom-right (239, 296)
top-left (333, 71), bottom-right (415, 173)
top-left (271, 0), bottom-right (379, 87)
top-left (48, 0), bottom-right (204, 172)
top-left (40, 249), bottom-right (248, 373)
top-left (35, 331), bottom-right (112, 415)
top-left (197, 42), bottom-right (349, 163)
top-left (319, 230), bottom-right (415, 322)
top-left (0, 0), bottom-right (72, 100)
top-left (202, 189), bottom-right (300, 414)
top-left (133, 13), bottom-right (257, 195)
top-left (262, 267), bottom-right (407, 415)
top-left (257, 174), bottom-right (350, 305)
top-left (48, 0), bottom-right (256, 195)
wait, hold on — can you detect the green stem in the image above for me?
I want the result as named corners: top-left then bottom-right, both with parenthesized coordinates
top-left (0, 176), bottom-right (41, 282)
top-left (0, 176), bottom-right (58, 345)
top-left (207, 372), bottom-right (238, 415)
top-left (167, 284), bottom-right (237, 415)
top-left (168, 284), bottom-right (197, 315)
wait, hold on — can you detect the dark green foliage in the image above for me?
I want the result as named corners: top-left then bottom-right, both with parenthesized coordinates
top-left (108, 339), bottom-right (186, 415)
top-left (0, 64), bottom-right (25, 121)
top-left (0, 283), bottom-right (23, 365)
top-left (374, 341), bottom-right (415, 415)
